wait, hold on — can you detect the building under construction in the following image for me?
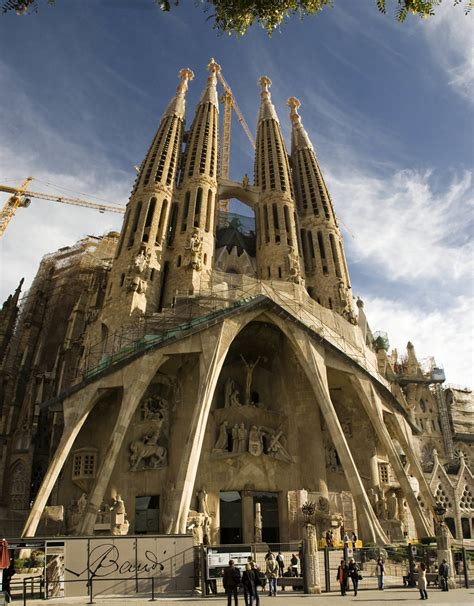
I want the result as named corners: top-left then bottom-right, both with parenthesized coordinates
top-left (0, 60), bottom-right (472, 547)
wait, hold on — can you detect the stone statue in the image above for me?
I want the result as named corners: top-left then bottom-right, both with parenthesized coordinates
top-left (240, 354), bottom-right (264, 405)
top-left (242, 174), bottom-right (249, 188)
top-left (338, 280), bottom-right (347, 305)
top-left (255, 502), bottom-right (263, 543)
top-left (326, 446), bottom-right (339, 471)
top-left (213, 421), bottom-right (229, 452)
top-left (387, 492), bottom-right (398, 520)
top-left (129, 426), bottom-right (167, 471)
top-left (128, 276), bottom-right (147, 294)
top-left (287, 246), bottom-right (302, 284)
top-left (186, 228), bottom-right (203, 270)
top-left (198, 488), bottom-right (212, 537)
top-left (367, 487), bottom-right (378, 509)
top-left (110, 495), bottom-right (129, 535)
top-left (248, 425), bottom-right (263, 457)
top-left (77, 492), bottom-right (87, 515)
top-left (237, 422), bottom-right (248, 453)
top-left (267, 430), bottom-right (292, 463)
top-left (231, 424), bottom-right (239, 453)
top-left (66, 497), bottom-right (81, 533)
top-left (375, 488), bottom-right (387, 520)
top-left (133, 247), bottom-right (151, 273)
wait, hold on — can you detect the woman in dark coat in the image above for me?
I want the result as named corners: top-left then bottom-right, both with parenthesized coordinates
top-left (336, 560), bottom-right (349, 596)
top-left (348, 558), bottom-right (360, 596)
top-left (242, 563), bottom-right (260, 606)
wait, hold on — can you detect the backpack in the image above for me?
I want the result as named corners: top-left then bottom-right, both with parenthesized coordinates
top-left (232, 566), bottom-right (242, 582)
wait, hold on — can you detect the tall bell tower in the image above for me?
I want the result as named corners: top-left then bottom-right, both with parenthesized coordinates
top-left (100, 68), bottom-right (194, 332)
top-left (254, 77), bottom-right (303, 284)
top-left (288, 97), bottom-right (352, 315)
top-left (160, 59), bottom-right (220, 307)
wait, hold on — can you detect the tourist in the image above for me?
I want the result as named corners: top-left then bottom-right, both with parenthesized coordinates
top-left (351, 531), bottom-right (357, 550)
top-left (223, 560), bottom-right (241, 606)
top-left (290, 553), bottom-right (298, 577)
top-left (418, 562), bottom-right (428, 600)
top-left (336, 560), bottom-right (349, 596)
top-left (242, 563), bottom-right (260, 606)
top-left (265, 552), bottom-right (279, 596)
top-left (348, 558), bottom-right (360, 596)
top-left (376, 557), bottom-right (385, 590)
top-left (325, 530), bottom-right (331, 547)
top-left (439, 558), bottom-right (449, 591)
top-left (2, 562), bottom-right (15, 604)
top-left (276, 551), bottom-right (284, 577)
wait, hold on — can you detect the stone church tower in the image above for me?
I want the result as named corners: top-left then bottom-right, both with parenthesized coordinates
top-left (1, 61), bottom-right (471, 552)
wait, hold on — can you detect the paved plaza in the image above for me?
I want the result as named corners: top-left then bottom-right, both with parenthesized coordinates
top-left (13, 587), bottom-right (474, 606)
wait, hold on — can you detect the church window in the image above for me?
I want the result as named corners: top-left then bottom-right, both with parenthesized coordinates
top-left (150, 269), bottom-right (155, 282)
top-left (339, 241), bottom-right (350, 286)
top-left (301, 229), bottom-right (310, 273)
top-left (317, 231), bottom-right (328, 274)
top-left (155, 120), bottom-right (174, 182)
top-left (379, 463), bottom-right (389, 484)
top-left (177, 256), bottom-right (181, 267)
top-left (181, 192), bottom-right (190, 232)
top-left (143, 120), bottom-right (168, 186)
top-left (72, 448), bottom-right (98, 480)
top-left (329, 233), bottom-right (342, 278)
top-left (272, 203), bottom-right (280, 243)
top-left (263, 205), bottom-right (270, 243)
top-left (194, 188), bottom-right (203, 228)
top-left (166, 202), bottom-right (178, 245)
top-left (283, 205), bottom-right (292, 245)
top-left (205, 190), bottom-right (212, 232)
top-left (156, 199), bottom-right (169, 244)
top-left (210, 117), bottom-right (217, 177)
top-left (203, 253), bottom-right (207, 265)
top-left (328, 298), bottom-right (333, 309)
top-left (278, 267), bottom-right (282, 278)
top-left (267, 267), bottom-right (271, 278)
top-left (188, 106), bottom-right (203, 177)
top-left (200, 106), bottom-right (211, 174)
top-left (128, 201), bottom-right (143, 247)
top-left (142, 197), bottom-right (157, 243)
top-left (308, 231), bottom-right (316, 260)
top-left (135, 495), bottom-right (160, 534)
top-left (120, 274), bottom-right (125, 287)
top-left (220, 491), bottom-right (242, 544)
top-left (165, 121), bottom-right (182, 186)
top-left (461, 518), bottom-right (472, 539)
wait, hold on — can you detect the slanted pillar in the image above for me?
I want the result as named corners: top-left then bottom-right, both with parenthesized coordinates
top-left (22, 386), bottom-right (101, 537)
top-left (351, 376), bottom-right (433, 538)
top-left (78, 362), bottom-right (164, 535)
top-left (294, 337), bottom-right (388, 544)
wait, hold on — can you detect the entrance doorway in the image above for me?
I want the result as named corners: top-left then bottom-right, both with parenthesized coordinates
top-left (254, 492), bottom-right (279, 543)
top-left (135, 495), bottom-right (160, 534)
top-left (220, 491), bottom-right (243, 544)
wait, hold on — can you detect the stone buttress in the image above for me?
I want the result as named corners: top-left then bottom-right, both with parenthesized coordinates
top-left (288, 97), bottom-right (352, 316)
top-left (253, 77), bottom-right (304, 283)
top-left (160, 59), bottom-right (220, 306)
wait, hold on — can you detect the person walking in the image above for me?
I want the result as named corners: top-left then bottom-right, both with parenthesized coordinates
top-left (376, 557), bottom-right (385, 590)
top-left (223, 560), bottom-right (241, 606)
top-left (439, 558), bottom-right (449, 591)
top-left (336, 560), bottom-right (349, 596)
top-left (276, 551), bottom-right (284, 577)
top-left (242, 563), bottom-right (260, 606)
top-left (348, 558), bottom-right (360, 596)
top-left (265, 552), bottom-right (279, 596)
top-left (418, 562), bottom-right (428, 600)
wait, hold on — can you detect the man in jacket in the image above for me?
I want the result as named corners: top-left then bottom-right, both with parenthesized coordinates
top-left (438, 559), bottom-right (449, 591)
top-left (223, 560), bottom-right (241, 606)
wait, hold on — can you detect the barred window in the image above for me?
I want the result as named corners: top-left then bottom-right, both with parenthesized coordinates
top-left (379, 463), bottom-right (389, 484)
top-left (72, 449), bottom-right (98, 480)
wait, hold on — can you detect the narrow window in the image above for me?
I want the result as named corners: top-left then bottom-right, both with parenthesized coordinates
top-left (142, 197), bottom-right (157, 242)
top-left (128, 201), bottom-right (142, 247)
top-left (283, 205), bottom-right (292, 245)
top-left (120, 273), bottom-right (125, 287)
top-left (267, 266), bottom-right (271, 278)
top-left (194, 188), bottom-right (202, 228)
top-left (329, 233), bottom-right (342, 278)
top-left (150, 269), bottom-right (155, 282)
top-left (300, 229), bottom-right (310, 273)
top-left (317, 231), bottom-right (328, 274)
top-left (177, 256), bottom-right (181, 267)
top-left (203, 253), bottom-right (207, 265)
top-left (181, 191), bottom-right (190, 232)
top-left (205, 190), bottom-right (212, 232)
top-left (167, 202), bottom-right (178, 245)
top-left (272, 203), bottom-right (280, 229)
top-left (278, 267), bottom-right (282, 279)
top-left (115, 207), bottom-right (130, 258)
top-left (328, 297), bottom-right (333, 309)
top-left (156, 199), bottom-right (169, 244)
top-left (264, 205), bottom-right (270, 243)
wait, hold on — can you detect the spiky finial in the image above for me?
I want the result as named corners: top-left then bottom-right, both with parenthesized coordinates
top-left (287, 97), bottom-right (302, 124)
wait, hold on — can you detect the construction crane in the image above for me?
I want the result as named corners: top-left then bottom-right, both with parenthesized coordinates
top-left (216, 69), bottom-right (256, 214)
top-left (0, 178), bottom-right (126, 237)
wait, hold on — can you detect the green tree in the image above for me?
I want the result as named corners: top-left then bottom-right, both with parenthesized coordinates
top-left (3, 0), bottom-right (472, 33)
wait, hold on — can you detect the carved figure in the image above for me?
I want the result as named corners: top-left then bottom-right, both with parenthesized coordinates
top-left (186, 228), bottom-right (203, 270)
top-left (367, 487), bottom-right (378, 509)
top-left (140, 396), bottom-right (168, 422)
top-left (287, 246), bottom-right (302, 284)
top-left (387, 492), bottom-right (398, 520)
top-left (267, 430), bottom-right (292, 463)
top-left (128, 276), bottom-right (147, 294)
top-left (187, 510), bottom-right (206, 544)
top-left (198, 488), bottom-right (212, 537)
top-left (133, 247), bottom-right (151, 273)
top-left (375, 488), bottom-right (387, 520)
top-left (231, 424), bottom-right (239, 453)
top-left (240, 354), bottom-right (264, 405)
top-left (242, 173), bottom-right (249, 188)
top-left (248, 425), bottom-right (263, 457)
top-left (129, 428), bottom-right (167, 471)
top-left (237, 422), bottom-right (248, 453)
top-left (338, 280), bottom-right (347, 305)
top-left (77, 492), bottom-right (87, 515)
top-left (110, 495), bottom-right (129, 535)
top-left (326, 446), bottom-right (339, 471)
top-left (213, 421), bottom-right (229, 452)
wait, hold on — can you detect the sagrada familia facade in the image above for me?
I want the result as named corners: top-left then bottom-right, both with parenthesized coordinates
top-left (0, 60), bottom-right (472, 545)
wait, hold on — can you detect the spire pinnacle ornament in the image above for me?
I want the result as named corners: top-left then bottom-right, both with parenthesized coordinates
top-left (257, 76), bottom-right (278, 122)
top-left (162, 67), bottom-right (194, 120)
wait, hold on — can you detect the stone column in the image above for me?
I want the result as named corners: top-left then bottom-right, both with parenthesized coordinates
top-left (370, 451), bottom-right (380, 488)
top-left (303, 523), bottom-right (321, 594)
top-left (293, 337), bottom-right (387, 544)
top-left (242, 491), bottom-right (254, 544)
top-left (78, 362), bottom-right (162, 535)
top-left (351, 376), bottom-right (433, 538)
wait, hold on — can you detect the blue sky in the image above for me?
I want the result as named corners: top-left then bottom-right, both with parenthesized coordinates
top-left (0, 0), bottom-right (472, 387)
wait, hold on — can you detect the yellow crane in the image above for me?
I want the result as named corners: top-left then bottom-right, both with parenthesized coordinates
top-left (216, 69), bottom-right (256, 214)
top-left (0, 178), bottom-right (126, 238)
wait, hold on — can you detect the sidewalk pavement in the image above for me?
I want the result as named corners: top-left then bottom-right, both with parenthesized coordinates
top-left (13, 587), bottom-right (474, 606)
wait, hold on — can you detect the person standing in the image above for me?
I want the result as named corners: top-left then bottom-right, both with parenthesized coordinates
top-left (290, 553), bottom-right (298, 577)
top-left (376, 557), bottom-right (385, 590)
top-left (418, 562), bottom-right (428, 600)
top-left (223, 560), bottom-right (241, 606)
top-left (351, 531), bottom-right (357, 550)
top-left (276, 551), bottom-right (284, 577)
top-left (347, 558), bottom-right (360, 596)
top-left (439, 558), bottom-right (449, 591)
top-left (265, 552), bottom-right (279, 597)
top-left (336, 560), bottom-right (348, 596)
top-left (242, 563), bottom-right (260, 606)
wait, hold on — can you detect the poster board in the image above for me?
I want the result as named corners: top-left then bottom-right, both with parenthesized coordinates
top-left (207, 545), bottom-right (252, 580)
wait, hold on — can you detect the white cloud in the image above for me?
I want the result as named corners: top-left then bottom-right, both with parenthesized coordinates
top-left (363, 293), bottom-right (473, 389)
top-left (421, 3), bottom-right (474, 103)
top-left (327, 167), bottom-right (474, 284)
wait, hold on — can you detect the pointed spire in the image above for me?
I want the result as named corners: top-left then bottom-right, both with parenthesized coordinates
top-left (162, 67), bottom-right (194, 120)
top-left (199, 58), bottom-right (220, 109)
top-left (287, 97), bottom-right (314, 152)
top-left (257, 75), bottom-right (279, 122)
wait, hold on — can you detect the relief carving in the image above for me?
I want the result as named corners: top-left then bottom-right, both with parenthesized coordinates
top-left (129, 396), bottom-right (169, 471)
top-left (185, 227), bottom-right (203, 270)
